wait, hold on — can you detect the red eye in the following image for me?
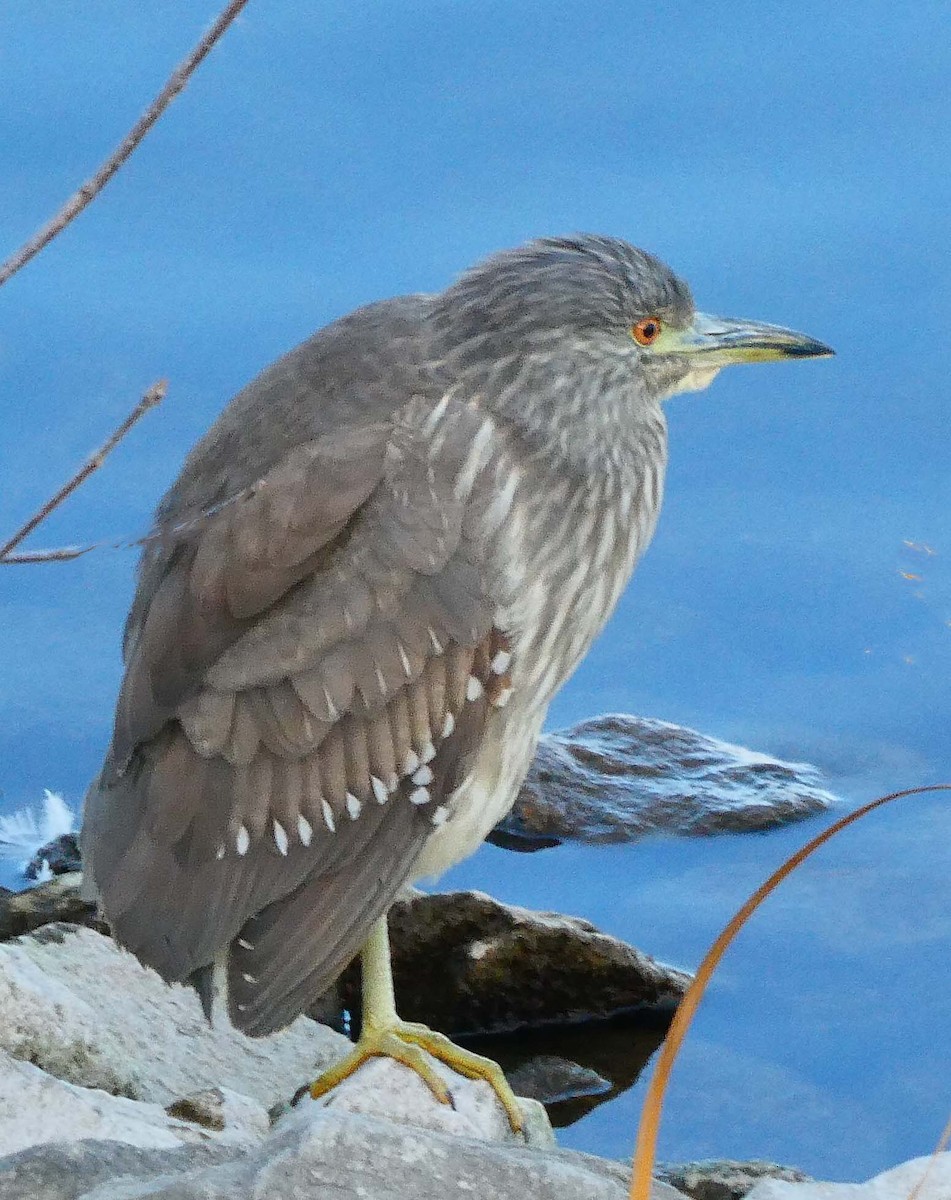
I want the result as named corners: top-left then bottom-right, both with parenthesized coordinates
top-left (632, 317), bottom-right (662, 346)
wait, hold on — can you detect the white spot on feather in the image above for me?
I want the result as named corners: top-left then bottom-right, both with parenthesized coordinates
top-left (466, 675), bottom-right (484, 702)
top-left (493, 685), bottom-right (513, 708)
top-left (215, 844), bottom-right (225, 860)
top-left (412, 765), bottom-right (434, 786)
top-left (442, 712), bottom-right (455, 739)
top-left (420, 741), bottom-right (436, 764)
top-left (272, 819), bottom-right (289, 856)
top-left (490, 649), bottom-right (512, 674)
top-left (323, 686), bottom-right (339, 721)
top-left (242, 972), bottom-right (256, 984)
top-left (431, 805), bottom-right (449, 827)
top-left (428, 627), bottom-right (444, 655)
top-left (410, 787), bottom-right (430, 806)
top-left (236, 826), bottom-right (250, 856)
top-left (321, 799), bottom-right (336, 832)
top-left (297, 814), bottom-right (313, 846)
top-left (397, 642), bottom-right (413, 677)
top-left (346, 792), bottom-right (363, 820)
top-left (237, 938), bottom-right (254, 951)
top-left (371, 776), bottom-right (389, 805)
top-left (402, 749), bottom-right (420, 776)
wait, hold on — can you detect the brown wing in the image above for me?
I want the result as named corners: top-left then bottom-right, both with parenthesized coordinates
top-left (83, 394), bottom-right (518, 1036)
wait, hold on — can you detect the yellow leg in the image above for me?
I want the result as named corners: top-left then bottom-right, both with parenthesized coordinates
top-left (310, 916), bottom-right (524, 1133)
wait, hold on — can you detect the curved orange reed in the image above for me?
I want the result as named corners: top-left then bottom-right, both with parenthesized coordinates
top-left (629, 784), bottom-right (951, 1200)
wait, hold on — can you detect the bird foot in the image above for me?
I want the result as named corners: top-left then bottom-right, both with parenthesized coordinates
top-left (309, 1019), bottom-right (524, 1134)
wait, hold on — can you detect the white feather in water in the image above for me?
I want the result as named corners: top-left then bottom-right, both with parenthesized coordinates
top-left (0, 790), bottom-right (76, 881)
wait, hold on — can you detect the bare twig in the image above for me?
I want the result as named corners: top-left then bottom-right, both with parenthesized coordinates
top-left (0, 0), bottom-right (251, 290)
top-left (0, 380), bottom-right (167, 563)
top-left (0, 546), bottom-right (96, 565)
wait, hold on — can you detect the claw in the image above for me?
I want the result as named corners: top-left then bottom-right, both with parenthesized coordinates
top-left (309, 1018), bottom-right (524, 1134)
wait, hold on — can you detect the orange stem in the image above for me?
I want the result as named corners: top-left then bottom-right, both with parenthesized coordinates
top-left (629, 784), bottom-right (951, 1200)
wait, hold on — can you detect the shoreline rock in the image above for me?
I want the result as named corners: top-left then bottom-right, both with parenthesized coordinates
top-left (330, 889), bottom-right (690, 1038)
top-left (490, 714), bottom-right (837, 851)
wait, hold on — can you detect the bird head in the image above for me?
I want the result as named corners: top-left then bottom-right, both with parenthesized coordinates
top-left (433, 234), bottom-right (833, 406)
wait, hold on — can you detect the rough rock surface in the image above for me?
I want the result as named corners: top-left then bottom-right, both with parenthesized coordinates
top-left (302, 1052), bottom-right (554, 1146)
top-left (0, 881), bottom-right (687, 1046)
top-left (0, 1101), bottom-right (684, 1200)
top-left (0, 923), bottom-right (348, 1111)
top-left (0, 1053), bottom-right (268, 1157)
top-left (331, 889), bottom-right (690, 1036)
top-left (657, 1159), bottom-right (812, 1200)
top-left (505, 1055), bottom-right (611, 1105)
top-left (745, 1153), bottom-right (951, 1200)
top-left (0, 874), bottom-right (100, 941)
top-left (25, 834), bottom-right (81, 880)
top-left (490, 714), bottom-right (837, 850)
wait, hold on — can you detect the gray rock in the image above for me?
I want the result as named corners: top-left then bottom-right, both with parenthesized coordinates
top-left (25, 834), bottom-right (81, 880)
top-left (300, 1050), bottom-right (555, 1146)
top-left (0, 1141), bottom-right (238, 1200)
top-left (330, 889), bottom-right (690, 1037)
top-left (59, 1105), bottom-right (683, 1200)
top-left (0, 1051), bottom-right (267, 1157)
top-left (657, 1159), bottom-right (812, 1200)
top-left (744, 1153), bottom-right (951, 1200)
top-left (490, 714), bottom-right (837, 850)
top-left (0, 873), bottom-right (101, 942)
top-left (505, 1055), bottom-right (611, 1105)
top-left (0, 1047), bottom-right (685, 1200)
top-left (0, 923), bottom-right (349, 1110)
top-left (462, 1009), bottom-right (673, 1128)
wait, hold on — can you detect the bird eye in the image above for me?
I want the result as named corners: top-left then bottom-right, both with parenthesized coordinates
top-left (632, 317), bottom-right (662, 346)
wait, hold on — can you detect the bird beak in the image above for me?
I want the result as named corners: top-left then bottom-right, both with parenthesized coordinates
top-left (662, 311), bottom-right (834, 366)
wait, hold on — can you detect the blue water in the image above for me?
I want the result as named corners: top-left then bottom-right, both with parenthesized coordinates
top-left (1, 1), bottom-right (949, 1181)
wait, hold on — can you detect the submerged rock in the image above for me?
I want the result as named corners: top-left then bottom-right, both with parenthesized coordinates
top-left (657, 1160), bottom-right (812, 1200)
top-left (504, 1055), bottom-right (611, 1106)
top-left (331, 889), bottom-right (690, 1038)
top-left (490, 714), bottom-right (837, 850)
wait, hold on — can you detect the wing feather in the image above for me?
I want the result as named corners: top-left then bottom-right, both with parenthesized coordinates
top-left (84, 390), bottom-right (519, 1035)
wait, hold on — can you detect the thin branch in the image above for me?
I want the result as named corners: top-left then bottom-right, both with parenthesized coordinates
top-left (0, 0), bottom-right (251, 290)
top-left (0, 546), bottom-right (96, 565)
top-left (0, 380), bottom-right (167, 563)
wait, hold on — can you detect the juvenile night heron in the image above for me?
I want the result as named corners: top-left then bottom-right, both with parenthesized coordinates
top-left (82, 235), bottom-right (831, 1127)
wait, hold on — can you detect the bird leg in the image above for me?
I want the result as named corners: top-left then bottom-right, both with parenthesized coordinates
top-left (309, 915), bottom-right (524, 1133)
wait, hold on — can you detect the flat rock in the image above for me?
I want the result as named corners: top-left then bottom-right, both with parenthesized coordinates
top-left (490, 714), bottom-right (837, 850)
top-left (0, 923), bottom-right (349, 1110)
top-left (745, 1153), bottom-right (951, 1200)
top-left (330, 889), bottom-right (690, 1036)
